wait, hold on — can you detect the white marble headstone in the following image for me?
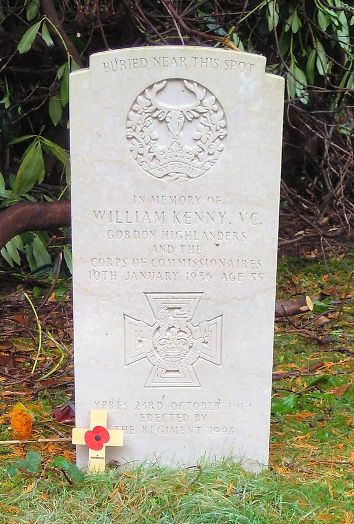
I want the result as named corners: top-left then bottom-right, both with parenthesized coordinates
top-left (70, 46), bottom-right (284, 472)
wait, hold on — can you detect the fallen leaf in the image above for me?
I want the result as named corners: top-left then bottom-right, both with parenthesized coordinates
top-left (10, 314), bottom-right (28, 326)
top-left (329, 383), bottom-right (352, 396)
top-left (0, 503), bottom-right (21, 515)
top-left (25, 481), bottom-right (36, 493)
top-left (12, 341), bottom-right (33, 352)
top-left (326, 480), bottom-right (334, 499)
top-left (308, 361), bottom-right (326, 372)
top-left (0, 354), bottom-right (16, 367)
top-left (226, 482), bottom-right (235, 496)
top-left (293, 442), bottom-right (318, 450)
top-left (338, 512), bottom-right (353, 524)
top-left (305, 295), bottom-right (313, 311)
top-left (10, 402), bottom-right (33, 440)
top-left (2, 391), bottom-right (29, 397)
top-left (295, 411), bottom-right (314, 421)
top-left (53, 403), bottom-right (75, 424)
top-left (48, 293), bottom-right (57, 302)
top-left (314, 315), bottom-right (330, 326)
top-left (0, 342), bottom-right (13, 350)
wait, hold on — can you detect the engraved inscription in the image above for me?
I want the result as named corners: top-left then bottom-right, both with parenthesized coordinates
top-left (93, 397), bottom-right (252, 436)
top-left (102, 54), bottom-right (256, 74)
top-left (124, 292), bottom-right (222, 387)
top-left (126, 79), bottom-right (227, 180)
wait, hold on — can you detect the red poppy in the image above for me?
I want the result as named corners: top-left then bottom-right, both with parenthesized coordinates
top-left (84, 426), bottom-right (110, 451)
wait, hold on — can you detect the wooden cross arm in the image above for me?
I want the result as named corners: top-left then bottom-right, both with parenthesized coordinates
top-left (72, 427), bottom-right (86, 445)
top-left (72, 410), bottom-right (124, 446)
top-left (72, 427), bottom-right (123, 446)
top-left (106, 429), bottom-right (124, 446)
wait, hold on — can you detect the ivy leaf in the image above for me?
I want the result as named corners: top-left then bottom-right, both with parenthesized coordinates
top-left (67, 463), bottom-right (85, 483)
top-left (13, 140), bottom-right (45, 195)
top-left (41, 21), bottom-right (54, 47)
top-left (52, 456), bottom-right (71, 471)
top-left (17, 21), bottom-right (41, 54)
top-left (6, 465), bottom-right (18, 477)
top-left (272, 394), bottom-right (298, 415)
top-left (24, 451), bottom-right (41, 474)
top-left (52, 456), bottom-right (84, 483)
top-left (26, 0), bottom-right (39, 21)
top-left (49, 96), bottom-right (62, 126)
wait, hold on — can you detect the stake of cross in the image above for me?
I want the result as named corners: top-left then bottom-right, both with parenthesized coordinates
top-left (72, 410), bottom-right (123, 473)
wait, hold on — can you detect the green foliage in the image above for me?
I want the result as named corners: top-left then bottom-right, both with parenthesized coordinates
top-left (0, 0), bottom-right (353, 274)
top-left (12, 139), bottom-right (44, 195)
top-left (49, 96), bottom-right (62, 126)
top-left (6, 451), bottom-right (83, 484)
top-left (0, 132), bottom-right (69, 271)
top-left (26, 0), bottom-right (39, 22)
top-left (17, 20), bottom-right (42, 54)
top-left (272, 394), bottom-right (298, 415)
top-left (263, 1), bottom-right (352, 105)
top-left (41, 21), bottom-right (54, 47)
top-left (51, 456), bottom-right (84, 483)
top-left (1, 4), bottom-right (77, 273)
top-left (7, 451), bottom-right (42, 476)
top-left (1, 231), bottom-right (53, 272)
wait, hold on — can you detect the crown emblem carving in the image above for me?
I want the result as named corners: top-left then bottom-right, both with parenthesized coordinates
top-left (126, 78), bottom-right (227, 180)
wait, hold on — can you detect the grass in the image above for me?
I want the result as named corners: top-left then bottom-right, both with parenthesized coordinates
top-left (1, 461), bottom-right (353, 524)
top-left (0, 252), bottom-right (353, 523)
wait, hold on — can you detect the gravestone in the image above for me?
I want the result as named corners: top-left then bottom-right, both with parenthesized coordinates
top-left (70, 46), bottom-right (284, 472)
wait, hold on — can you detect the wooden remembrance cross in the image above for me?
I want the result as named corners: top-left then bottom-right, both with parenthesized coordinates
top-left (72, 410), bottom-right (124, 472)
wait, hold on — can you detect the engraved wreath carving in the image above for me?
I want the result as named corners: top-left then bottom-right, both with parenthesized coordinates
top-left (126, 78), bottom-right (227, 180)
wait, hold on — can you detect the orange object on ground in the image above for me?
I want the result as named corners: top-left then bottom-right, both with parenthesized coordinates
top-left (10, 402), bottom-right (33, 440)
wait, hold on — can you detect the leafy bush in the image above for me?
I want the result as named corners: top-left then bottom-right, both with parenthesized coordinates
top-left (0, 1), bottom-right (353, 270)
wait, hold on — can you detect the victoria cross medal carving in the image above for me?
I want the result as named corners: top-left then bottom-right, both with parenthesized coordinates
top-left (124, 293), bottom-right (223, 387)
top-left (126, 78), bottom-right (227, 180)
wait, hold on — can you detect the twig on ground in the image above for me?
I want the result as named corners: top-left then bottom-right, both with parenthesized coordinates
top-left (0, 437), bottom-right (72, 445)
